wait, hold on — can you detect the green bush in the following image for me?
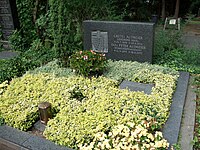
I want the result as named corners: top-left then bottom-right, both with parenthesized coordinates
top-left (69, 50), bottom-right (107, 77)
top-left (0, 113), bottom-right (4, 126)
top-left (0, 57), bottom-right (27, 83)
top-left (194, 74), bottom-right (200, 96)
top-left (154, 29), bottom-right (183, 58)
top-left (154, 48), bottom-right (200, 74)
top-left (48, 0), bottom-right (121, 60)
top-left (104, 60), bottom-right (179, 82)
top-left (154, 28), bottom-right (200, 74)
top-left (0, 39), bottom-right (56, 84)
top-left (29, 59), bottom-right (75, 77)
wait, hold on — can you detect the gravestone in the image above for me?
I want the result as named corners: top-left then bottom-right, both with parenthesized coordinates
top-left (83, 20), bottom-right (155, 63)
top-left (0, 0), bottom-right (19, 49)
top-left (120, 80), bottom-right (154, 95)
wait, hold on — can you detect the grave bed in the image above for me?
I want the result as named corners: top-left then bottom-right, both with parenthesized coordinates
top-left (0, 60), bottom-right (188, 149)
top-left (0, 72), bottom-right (189, 150)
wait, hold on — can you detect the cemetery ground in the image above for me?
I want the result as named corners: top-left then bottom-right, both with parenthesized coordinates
top-left (0, 20), bottom-right (200, 150)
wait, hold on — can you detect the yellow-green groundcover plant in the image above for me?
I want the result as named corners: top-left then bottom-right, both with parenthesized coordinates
top-left (0, 60), bottom-right (179, 150)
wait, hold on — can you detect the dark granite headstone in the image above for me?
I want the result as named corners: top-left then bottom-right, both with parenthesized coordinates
top-left (83, 20), bottom-right (155, 63)
top-left (0, 0), bottom-right (19, 40)
top-left (119, 80), bottom-right (154, 95)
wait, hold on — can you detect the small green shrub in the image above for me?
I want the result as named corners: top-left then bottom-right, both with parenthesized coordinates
top-left (0, 39), bottom-right (57, 84)
top-left (194, 75), bottom-right (200, 96)
top-left (29, 59), bottom-right (75, 77)
top-left (0, 112), bottom-right (4, 126)
top-left (0, 57), bottom-right (27, 83)
top-left (154, 48), bottom-right (200, 74)
top-left (104, 60), bottom-right (179, 82)
top-left (153, 28), bottom-right (200, 74)
top-left (154, 29), bottom-right (183, 58)
top-left (69, 50), bottom-right (107, 77)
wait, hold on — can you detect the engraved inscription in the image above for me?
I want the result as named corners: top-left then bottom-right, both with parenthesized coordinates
top-left (0, 21), bottom-right (14, 28)
top-left (111, 34), bottom-right (146, 54)
top-left (91, 31), bottom-right (108, 53)
top-left (0, 16), bottom-right (11, 21)
top-left (2, 30), bottom-right (13, 39)
top-left (0, 1), bottom-right (8, 7)
top-left (0, 8), bottom-right (9, 14)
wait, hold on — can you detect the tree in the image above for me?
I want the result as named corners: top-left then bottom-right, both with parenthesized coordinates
top-left (161, 0), bottom-right (166, 20)
top-left (174, 0), bottom-right (180, 18)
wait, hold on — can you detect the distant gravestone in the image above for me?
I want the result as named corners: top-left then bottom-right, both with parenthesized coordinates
top-left (120, 80), bottom-right (154, 95)
top-left (0, 0), bottom-right (19, 42)
top-left (83, 20), bottom-right (155, 63)
top-left (163, 17), bottom-right (180, 30)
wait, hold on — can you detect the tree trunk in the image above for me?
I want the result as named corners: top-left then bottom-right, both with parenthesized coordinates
top-left (161, 0), bottom-right (166, 20)
top-left (33, 0), bottom-right (39, 23)
top-left (174, 0), bottom-right (180, 19)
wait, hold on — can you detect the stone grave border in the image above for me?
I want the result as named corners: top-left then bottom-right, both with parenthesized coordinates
top-left (0, 72), bottom-right (190, 150)
top-left (162, 71), bottom-right (190, 147)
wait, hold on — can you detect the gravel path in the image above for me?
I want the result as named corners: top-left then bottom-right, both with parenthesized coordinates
top-left (182, 23), bottom-right (200, 49)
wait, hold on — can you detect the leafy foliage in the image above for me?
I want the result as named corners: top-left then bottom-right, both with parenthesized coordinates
top-left (69, 50), bottom-right (107, 77)
top-left (29, 59), bottom-right (75, 77)
top-left (0, 60), bottom-right (178, 149)
top-left (11, 0), bottom-right (37, 52)
top-left (154, 48), bottom-right (200, 74)
top-left (79, 122), bottom-right (169, 149)
top-left (0, 113), bottom-right (4, 126)
top-left (193, 75), bottom-right (200, 149)
top-left (104, 60), bottom-right (179, 82)
top-left (154, 29), bottom-right (183, 58)
top-left (153, 29), bottom-right (200, 74)
top-left (0, 40), bottom-right (56, 84)
top-left (47, 0), bottom-right (121, 63)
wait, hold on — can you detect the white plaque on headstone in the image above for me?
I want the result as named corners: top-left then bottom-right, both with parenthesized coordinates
top-left (91, 31), bottom-right (108, 53)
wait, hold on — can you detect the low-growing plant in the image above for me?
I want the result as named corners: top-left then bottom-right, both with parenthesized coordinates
top-left (0, 39), bottom-right (57, 84)
top-left (0, 112), bottom-right (4, 126)
top-left (0, 60), bottom-right (179, 149)
top-left (104, 60), bottom-right (179, 82)
top-left (69, 50), bottom-right (107, 77)
top-left (79, 121), bottom-right (169, 150)
top-left (153, 48), bottom-right (200, 74)
top-left (194, 74), bottom-right (200, 96)
top-left (29, 59), bottom-right (75, 77)
top-left (154, 29), bottom-right (183, 58)
top-left (193, 74), bottom-right (200, 149)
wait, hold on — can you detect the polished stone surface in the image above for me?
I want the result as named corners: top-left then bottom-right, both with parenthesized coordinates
top-left (83, 20), bottom-right (155, 63)
top-left (162, 72), bottom-right (190, 148)
top-left (120, 80), bottom-right (154, 95)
